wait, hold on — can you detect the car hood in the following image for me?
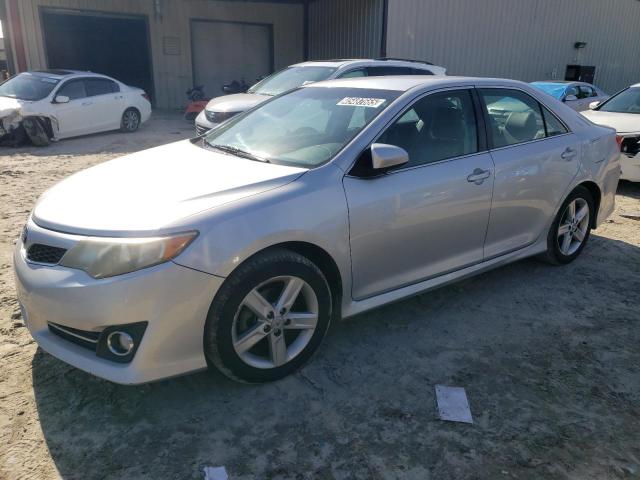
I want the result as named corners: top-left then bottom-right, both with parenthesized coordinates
top-left (33, 139), bottom-right (306, 235)
top-left (581, 110), bottom-right (640, 134)
top-left (0, 96), bottom-right (25, 116)
top-left (205, 93), bottom-right (270, 113)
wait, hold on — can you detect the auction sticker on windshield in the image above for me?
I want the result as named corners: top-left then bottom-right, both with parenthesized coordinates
top-left (337, 97), bottom-right (386, 108)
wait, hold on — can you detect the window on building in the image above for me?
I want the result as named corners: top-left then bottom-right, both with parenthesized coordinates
top-left (377, 89), bottom-right (478, 168)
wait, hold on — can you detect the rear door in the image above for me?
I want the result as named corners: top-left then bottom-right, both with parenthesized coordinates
top-left (84, 78), bottom-right (123, 131)
top-left (478, 88), bottom-right (580, 258)
top-left (343, 88), bottom-right (494, 299)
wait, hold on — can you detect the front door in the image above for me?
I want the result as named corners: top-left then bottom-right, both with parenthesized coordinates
top-left (478, 88), bottom-right (580, 258)
top-left (51, 78), bottom-right (94, 138)
top-left (344, 89), bottom-right (494, 300)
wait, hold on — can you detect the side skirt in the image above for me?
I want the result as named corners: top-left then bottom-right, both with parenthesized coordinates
top-left (342, 239), bottom-right (547, 319)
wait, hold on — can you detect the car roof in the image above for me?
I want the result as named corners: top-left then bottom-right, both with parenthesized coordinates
top-left (306, 75), bottom-right (528, 92)
top-left (290, 58), bottom-right (443, 70)
top-left (28, 70), bottom-right (116, 81)
top-left (630, 83), bottom-right (640, 88)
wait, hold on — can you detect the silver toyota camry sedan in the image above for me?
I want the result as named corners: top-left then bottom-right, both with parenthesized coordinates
top-left (14, 76), bottom-right (620, 384)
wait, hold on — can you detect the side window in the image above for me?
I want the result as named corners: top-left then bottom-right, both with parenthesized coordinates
top-left (412, 68), bottom-right (434, 75)
top-left (565, 86), bottom-right (579, 99)
top-left (339, 69), bottom-right (367, 79)
top-left (377, 89), bottom-right (478, 168)
top-left (85, 79), bottom-right (119, 97)
top-left (578, 86), bottom-right (594, 99)
top-left (479, 88), bottom-right (545, 148)
top-left (366, 66), bottom-right (413, 76)
top-left (542, 107), bottom-right (568, 137)
top-left (57, 80), bottom-right (87, 101)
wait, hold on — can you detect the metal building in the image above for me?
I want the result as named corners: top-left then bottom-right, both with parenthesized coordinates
top-left (1, 0), bottom-right (638, 109)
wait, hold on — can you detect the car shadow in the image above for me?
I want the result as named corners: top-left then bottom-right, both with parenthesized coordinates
top-left (1, 111), bottom-right (194, 158)
top-left (32, 231), bottom-right (640, 479)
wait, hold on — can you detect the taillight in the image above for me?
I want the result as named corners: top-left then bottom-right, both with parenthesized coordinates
top-left (615, 135), bottom-right (624, 150)
top-left (141, 93), bottom-right (150, 102)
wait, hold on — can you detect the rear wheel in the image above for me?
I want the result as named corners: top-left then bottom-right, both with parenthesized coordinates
top-left (120, 108), bottom-right (141, 133)
top-left (541, 186), bottom-right (594, 265)
top-left (204, 249), bottom-right (332, 383)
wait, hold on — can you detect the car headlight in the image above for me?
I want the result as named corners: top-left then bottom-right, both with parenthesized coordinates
top-left (60, 231), bottom-right (198, 279)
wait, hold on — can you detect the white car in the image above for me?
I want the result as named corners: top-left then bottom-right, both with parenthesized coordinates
top-left (195, 58), bottom-right (446, 135)
top-left (0, 70), bottom-right (152, 145)
top-left (581, 83), bottom-right (640, 181)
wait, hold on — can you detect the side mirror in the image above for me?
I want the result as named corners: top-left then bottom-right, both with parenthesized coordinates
top-left (564, 95), bottom-right (578, 102)
top-left (371, 143), bottom-right (409, 170)
top-left (54, 95), bottom-right (70, 104)
top-left (589, 101), bottom-right (601, 110)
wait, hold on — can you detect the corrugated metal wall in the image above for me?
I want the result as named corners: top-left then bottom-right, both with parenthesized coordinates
top-left (307, 0), bottom-right (383, 59)
top-left (8, 0), bottom-right (303, 108)
top-left (386, 0), bottom-right (640, 93)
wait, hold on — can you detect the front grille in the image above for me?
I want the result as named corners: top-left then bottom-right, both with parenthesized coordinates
top-left (27, 244), bottom-right (67, 264)
top-left (48, 322), bottom-right (100, 352)
top-left (621, 136), bottom-right (640, 158)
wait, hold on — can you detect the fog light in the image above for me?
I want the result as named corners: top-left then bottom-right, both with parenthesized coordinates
top-left (106, 331), bottom-right (135, 356)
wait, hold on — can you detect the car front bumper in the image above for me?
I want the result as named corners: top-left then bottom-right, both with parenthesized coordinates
top-left (621, 153), bottom-right (640, 182)
top-left (13, 219), bottom-right (224, 384)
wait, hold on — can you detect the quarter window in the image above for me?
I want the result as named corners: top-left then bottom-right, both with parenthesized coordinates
top-left (57, 80), bottom-right (86, 100)
top-left (578, 86), bottom-right (594, 99)
top-left (366, 66), bottom-right (413, 76)
top-left (542, 107), bottom-right (568, 137)
top-left (377, 89), bottom-right (478, 168)
top-left (479, 89), bottom-right (545, 148)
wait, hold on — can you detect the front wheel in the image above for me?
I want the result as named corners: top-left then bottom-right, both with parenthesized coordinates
top-left (204, 249), bottom-right (332, 383)
top-left (541, 186), bottom-right (594, 265)
top-left (120, 108), bottom-right (141, 133)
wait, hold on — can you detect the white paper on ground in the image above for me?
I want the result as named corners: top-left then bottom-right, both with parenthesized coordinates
top-left (204, 466), bottom-right (229, 480)
top-left (435, 385), bottom-right (473, 424)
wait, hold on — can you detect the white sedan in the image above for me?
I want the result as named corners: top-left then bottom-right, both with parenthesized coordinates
top-left (582, 83), bottom-right (640, 181)
top-left (0, 70), bottom-right (151, 146)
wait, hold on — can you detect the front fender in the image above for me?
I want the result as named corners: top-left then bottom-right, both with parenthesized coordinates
top-left (172, 164), bottom-right (352, 293)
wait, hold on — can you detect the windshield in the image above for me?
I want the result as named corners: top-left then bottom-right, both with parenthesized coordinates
top-left (204, 86), bottom-right (400, 167)
top-left (248, 66), bottom-right (337, 96)
top-left (0, 73), bottom-right (61, 101)
top-left (530, 82), bottom-right (567, 100)
top-left (597, 87), bottom-right (640, 114)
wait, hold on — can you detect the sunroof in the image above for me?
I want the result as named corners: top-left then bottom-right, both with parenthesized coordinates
top-left (35, 69), bottom-right (74, 76)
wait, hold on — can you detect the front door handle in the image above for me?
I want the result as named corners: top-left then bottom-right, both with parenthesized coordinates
top-left (81, 101), bottom-right (93, 106)
top-left (561, 147), bottom-right (577, 160)
top-left (467, 168), bottom-right (491, 185)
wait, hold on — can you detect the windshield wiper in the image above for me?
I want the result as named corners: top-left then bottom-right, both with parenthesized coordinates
top-left (207, 143), bottom-right (270, 163)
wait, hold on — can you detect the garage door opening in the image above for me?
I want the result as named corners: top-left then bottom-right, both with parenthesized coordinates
top-left (191, 19), bottom-right (273, 98)
top-left (41, 9), bottom-right (154, 103)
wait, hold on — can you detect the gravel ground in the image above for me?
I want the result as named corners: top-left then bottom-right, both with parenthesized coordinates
top-left (1, 112), bottom-right (639, 480)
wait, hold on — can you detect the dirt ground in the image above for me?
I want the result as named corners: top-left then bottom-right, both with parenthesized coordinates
top-left (1, 112), bottom-right (639, 480)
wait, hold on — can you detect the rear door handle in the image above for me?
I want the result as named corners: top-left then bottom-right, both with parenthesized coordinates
top-left (561, 147), bottom-right (577, 160)
top-left (467, 168), bottom-right (491, 185)
top-left (81, 102), bottom-right (93, 106)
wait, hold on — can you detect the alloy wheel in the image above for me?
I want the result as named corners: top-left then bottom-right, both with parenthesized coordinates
top-left (123, 110), bottom-right (139, 131)
top-left (557, 198), bottom-right (589, 256)
top-left (231, 276), bottom-right (319, 369)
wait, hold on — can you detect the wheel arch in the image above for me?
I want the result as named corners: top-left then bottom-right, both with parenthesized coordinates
top-left (576, 180), bottom-right (601, 228)
top-left (229, 241), bottom-right (343, 320)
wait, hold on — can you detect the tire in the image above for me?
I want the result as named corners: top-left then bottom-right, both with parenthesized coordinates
top-left (540, 186), bottom-right (594, 265)
top-left (120, 108), bottom-right (141, 133)
top-left (204, 248), bottom-right (332, 383)
top-left (22, 117), bottom-right (50, 146)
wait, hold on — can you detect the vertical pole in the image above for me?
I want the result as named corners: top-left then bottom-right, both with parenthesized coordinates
top-left (380, 0), bottom-right (388, 58)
